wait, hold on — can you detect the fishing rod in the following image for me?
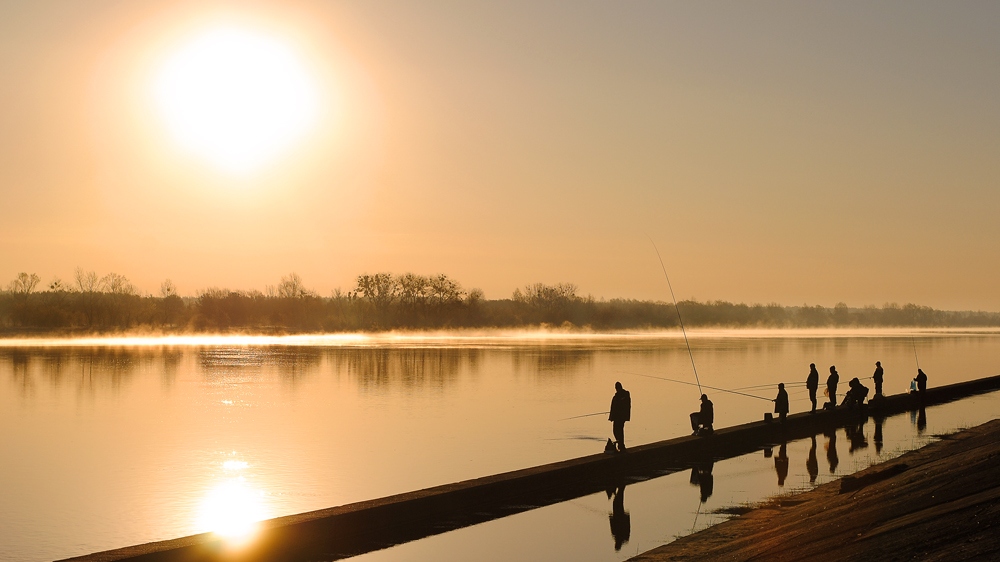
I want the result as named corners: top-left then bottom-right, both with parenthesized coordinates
top-left (648, 236), bottom-right (702, 396)
top-left (911, 336), bottom-right (921, 371)
top-left (691, 498), bottom-right (703, 533)
top-left (623, 371), bottom-right (773, 401)
top-left (557, 411), bottom-right (609, 422)
top-left (731, 381), bottom-right (807, 391)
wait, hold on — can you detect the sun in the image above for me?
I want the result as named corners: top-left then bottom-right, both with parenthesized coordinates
top-left (153, 26), bottom-right (319, 174)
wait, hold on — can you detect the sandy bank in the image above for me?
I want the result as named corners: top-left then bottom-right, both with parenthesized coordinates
top-left (630, 418), bottom-right (1000, 561)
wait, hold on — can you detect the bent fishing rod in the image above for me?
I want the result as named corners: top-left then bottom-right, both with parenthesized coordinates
top-left (648, 236), bottom-right (703, 396)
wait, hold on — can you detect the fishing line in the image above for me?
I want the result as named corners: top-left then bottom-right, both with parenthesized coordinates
top-left (623, 371), bottom-right (773, 401)
top-left (557, 411), bottom-right (609, 422)
top-left (648, 236), bottom-right (702, 395)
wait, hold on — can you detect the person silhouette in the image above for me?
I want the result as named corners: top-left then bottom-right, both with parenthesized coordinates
top-left (824, 428), bottom-right (839, 473)
top-left (774, 442), bottom-right (789, 486)
top-left (689, 460), bottom-right (715, 503)
top-left (915, 369), bottom-right (928, 403)
top-left (846, 421), bottom-right (868, 453)
top-left (773, 383), bottom-right (789, 423)
top-left (841, 377), bottom-right (869, 409)
top-left (806, 363), bottom-right (820, 412)
top-left (806, 435), bottom-right (819, 483)
top-left (690, 394), bottom-right (714, 435)
top-left (608, 382), bottom-right (631, 452)
top-left (873, 414), bottom-right (885, 454)
top-left (607, 484), bottom-right (631, 551)
top-left (873, 361), bottom-right (884, 396)
top-left (826, 366), bottom-right (840, 409)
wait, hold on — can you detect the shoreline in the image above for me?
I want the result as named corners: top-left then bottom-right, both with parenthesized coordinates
top-left (3, 326), bottom-right (1000, 348)
top-left (630, 418), bottom-right (1000, 561)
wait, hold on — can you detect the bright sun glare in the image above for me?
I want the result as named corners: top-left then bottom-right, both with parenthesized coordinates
top-left (198, 478), bottom-right (267, 540)
top-left (153, 26), bottom-right (319, 174)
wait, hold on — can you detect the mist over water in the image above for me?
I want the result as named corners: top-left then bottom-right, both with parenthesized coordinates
top-left (1, 330), bottom-right (999, 561)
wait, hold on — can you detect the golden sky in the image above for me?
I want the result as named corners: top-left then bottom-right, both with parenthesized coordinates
top-left (1, 1), bottom-right (998, 309)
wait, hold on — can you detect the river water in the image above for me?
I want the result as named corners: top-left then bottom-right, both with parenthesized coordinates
top-left (1, 329), bottom-right (998, 561)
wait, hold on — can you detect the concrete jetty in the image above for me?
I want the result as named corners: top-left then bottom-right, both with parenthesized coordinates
top-left (63, 374), bottom-right (1000, 562)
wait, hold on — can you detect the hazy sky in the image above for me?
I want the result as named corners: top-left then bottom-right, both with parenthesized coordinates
top-left (1, 1), bottom-right (998, 309)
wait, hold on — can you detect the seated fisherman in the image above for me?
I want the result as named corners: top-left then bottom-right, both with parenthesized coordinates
top-left (840, 377), bottom-right (870, 409)
top-left (690, 394), bottom-right (714, 435)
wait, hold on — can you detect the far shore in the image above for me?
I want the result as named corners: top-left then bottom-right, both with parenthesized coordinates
top-left (2, 326), bottom-right (1000, 347)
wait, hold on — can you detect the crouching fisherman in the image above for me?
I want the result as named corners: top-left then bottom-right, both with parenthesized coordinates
top-left (841, 377), bottom-right (870, 409)
top-left (690, 394), bottom-right (714, 435)
top-left (608, 382), bottom-right (631, 452)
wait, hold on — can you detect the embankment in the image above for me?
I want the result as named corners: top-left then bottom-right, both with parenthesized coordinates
top-left (630, 417), bottom-right (1000, 561)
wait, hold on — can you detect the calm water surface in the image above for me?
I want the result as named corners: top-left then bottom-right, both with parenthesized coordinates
top-left (1, 329), bottom-right (998, 561)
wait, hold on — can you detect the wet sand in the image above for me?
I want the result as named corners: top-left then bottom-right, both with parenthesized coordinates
top-left (630, 418), bottom-right (1000, 561)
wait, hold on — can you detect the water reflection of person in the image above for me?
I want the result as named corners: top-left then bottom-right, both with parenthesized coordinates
top-left (917, 407), bottom-right (927, 433)
top-left (607, 484), bottom-right (631, 551)
top-left (846, 421), bottom-right (868, 453)
top-left (689, 460), bottom-right (715, 503)
top-left (806, 435), bottom-right (819, 483)
top-left (774, 442), bottom-right (789, 486)
top-left (873, 414), bottom-right (885, 454)
top-left (824, 428), bottom-right (839, 473)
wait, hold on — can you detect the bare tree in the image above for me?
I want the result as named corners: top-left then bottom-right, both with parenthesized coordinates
top-left (160, 279), bottom-right (178, 298)
top-left (102, 272), bottom-right (137, 296)
top-left (75, 268), bottom-right (104, 293)
top-left (8, 272), bottom-right (40, 295)
top-left (277, 273), bottom-right (312, 298)
top-left (354, 273), bottom-right (398, 308)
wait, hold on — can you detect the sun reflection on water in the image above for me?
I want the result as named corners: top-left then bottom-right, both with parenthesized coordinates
top-left (197, 459), bottom-right (269, 542)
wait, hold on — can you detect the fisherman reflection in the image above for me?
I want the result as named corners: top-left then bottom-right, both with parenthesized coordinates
top-left (806, 435), bottom-right (819, 483)
top-left (689, 459), bottom-right (715, 503)
top-left (606, 483), bottom-right (630, 551)
top-left (774, 442), bottom-right (789, 486)
top-left (845, 421), bottom-right (869, 453)
top-left (917, 407), bottom-right (927, 433)
top-left (873, 414), bottom-right (885, 454)
top-left (824, 428), bottom-right (839, 473)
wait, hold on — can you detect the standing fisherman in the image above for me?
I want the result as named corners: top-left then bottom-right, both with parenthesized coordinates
top-left (773, 383), bottom-right (789, 423)
top-left (873, 361), bottom-right (884, 396)
top-left (806, 363), bottom-right (820, 412)
top-left (915, 369), bottom-right (928, 403)
top-left (826, 366), bottom-right (840, 409)
top-left (608, 382), bottom-right (631, 452)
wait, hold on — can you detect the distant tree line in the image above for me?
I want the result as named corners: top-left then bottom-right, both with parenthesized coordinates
top-left (2, 269), bottom-right (999, 334)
